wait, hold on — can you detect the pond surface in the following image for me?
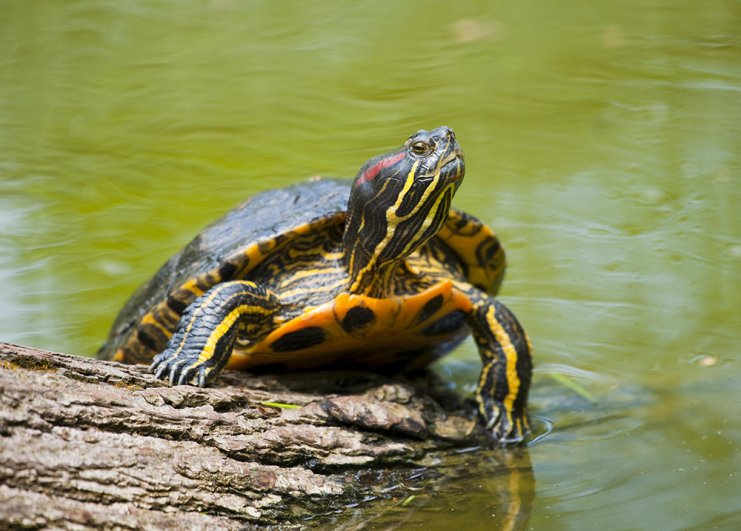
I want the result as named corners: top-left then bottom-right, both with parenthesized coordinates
top-left (1, 1), bottom-right (739, 528)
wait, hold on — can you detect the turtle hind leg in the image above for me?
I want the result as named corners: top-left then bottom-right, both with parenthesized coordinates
top-left (464, 291), bottom-right (533, 444)
top-left (151, 281), bottom-right (280, 386)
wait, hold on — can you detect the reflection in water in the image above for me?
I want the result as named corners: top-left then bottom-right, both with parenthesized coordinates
top-left (320, 447), bottom-right (535, 530)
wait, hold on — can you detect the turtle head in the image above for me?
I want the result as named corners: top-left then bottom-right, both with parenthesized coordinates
top-left (344, 126), bottom-right (465, 296)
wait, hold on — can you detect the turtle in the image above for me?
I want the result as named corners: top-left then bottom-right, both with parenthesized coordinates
top-left (98, 126), bottom-right (533, 443)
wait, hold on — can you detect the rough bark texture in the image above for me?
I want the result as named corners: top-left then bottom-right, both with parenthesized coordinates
top-left (0, 342), bottom-right (497, 528)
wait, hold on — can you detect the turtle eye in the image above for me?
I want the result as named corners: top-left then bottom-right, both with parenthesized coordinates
top-left (410, 140), bottom-right (433, 156)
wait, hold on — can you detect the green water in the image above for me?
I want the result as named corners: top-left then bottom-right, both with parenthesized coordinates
top-left (1, 0), bottom-right (739, 528)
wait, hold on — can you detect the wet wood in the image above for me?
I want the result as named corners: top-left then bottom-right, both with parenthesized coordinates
top-left (0, 342), bottom-right (495, 528)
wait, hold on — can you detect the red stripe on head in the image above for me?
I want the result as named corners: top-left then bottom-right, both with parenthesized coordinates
top-left (356, 152), bottom-right (405, 185)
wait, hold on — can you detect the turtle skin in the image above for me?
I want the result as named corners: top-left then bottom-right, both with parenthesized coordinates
top-left (99, 127), bottom-right (533, 443)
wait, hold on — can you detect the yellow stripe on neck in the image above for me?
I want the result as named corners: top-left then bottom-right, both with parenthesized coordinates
top-left (350, 160), bottom-right (419, 293)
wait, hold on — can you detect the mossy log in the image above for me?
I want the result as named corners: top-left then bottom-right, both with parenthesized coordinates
top-left (0, 342), bottom-right (532, 529)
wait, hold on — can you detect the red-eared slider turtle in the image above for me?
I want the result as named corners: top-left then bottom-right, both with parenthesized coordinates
top-left (99, 126), bottom-right (533, 442)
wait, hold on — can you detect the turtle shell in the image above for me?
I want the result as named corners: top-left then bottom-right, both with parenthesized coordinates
top-left (98, 178), bottom-right (505, 364)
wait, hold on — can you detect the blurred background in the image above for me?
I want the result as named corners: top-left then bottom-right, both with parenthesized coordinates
top-left (1, 0), bottom-right (739, 528)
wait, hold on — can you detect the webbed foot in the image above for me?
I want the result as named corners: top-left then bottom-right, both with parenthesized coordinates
top-left (477, 394), bottom-right (530, 444)
top-left (151, 343), bottom-right (220, 387)
top-left (150, 280), bottom-right (279, 387)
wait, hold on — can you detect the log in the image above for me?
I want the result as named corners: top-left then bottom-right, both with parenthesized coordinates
top-left (0, 342), bottom-right (533, 528)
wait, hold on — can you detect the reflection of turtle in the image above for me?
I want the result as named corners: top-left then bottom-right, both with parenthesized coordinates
top-left (98, 126), bottom-right (533, 442)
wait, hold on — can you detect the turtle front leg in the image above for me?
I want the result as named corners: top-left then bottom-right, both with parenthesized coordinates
top-left (151, 281), bottom-right (280, 386)
top-left (464, 290), bottom-right (533, 444)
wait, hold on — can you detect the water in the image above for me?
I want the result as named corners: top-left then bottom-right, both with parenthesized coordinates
top-left (1, 1), bottom-right (739, 528)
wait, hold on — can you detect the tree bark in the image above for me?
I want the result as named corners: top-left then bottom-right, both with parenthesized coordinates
top-left (0, 342), bottom-right (512, 528)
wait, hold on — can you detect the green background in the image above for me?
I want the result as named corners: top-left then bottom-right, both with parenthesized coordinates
top-left (1, 1), bottom-right (739, 528)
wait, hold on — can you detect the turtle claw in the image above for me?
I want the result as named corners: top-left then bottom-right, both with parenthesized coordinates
top-left (150, 348), bottom-right (199, 386)
top-left (151, 345), bottom-right (220, 388)
top-left (152, 361), bottom-right (169, 381)
top-left (175, 363), bottom-right (200, 386)
top-left (197, 367), bottom-right (208, 388)
top-left (478, 397), bottom-right (528, 445)
top-left (485, 407), bottom-right (502, 431)
top-left (169, 364), bottom-right (181, 386)
top-left (489, 410), bottom-right (529, 445)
